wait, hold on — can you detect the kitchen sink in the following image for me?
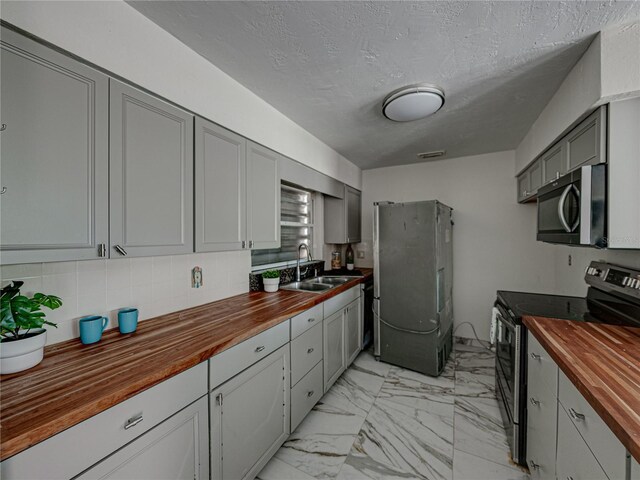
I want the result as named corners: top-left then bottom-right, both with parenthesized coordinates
top-left (304, 276), bottom-right (350, 285)
top-left (281, 281), bottom-right (333, 293)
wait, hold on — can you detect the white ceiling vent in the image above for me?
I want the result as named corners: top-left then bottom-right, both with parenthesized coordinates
top-left (417, 150), bottom-right (446, 160)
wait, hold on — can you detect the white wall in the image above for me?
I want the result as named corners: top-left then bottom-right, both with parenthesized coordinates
top-left (359, 151), bottom-right (557, 341)
top-left (0, 252), bottom-right (250, 346)
top-left (1, 0), bottom-right (361, 189)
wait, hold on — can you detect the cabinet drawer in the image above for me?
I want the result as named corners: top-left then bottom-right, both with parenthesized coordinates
top-left (291, 322), bottom-right (323, 385)
top-left (291, 303), bottom-right (323, 339)
top-left (1, 362), bottom-right (207, 480)
top-left (291, 361), bottom-right (323, 432)
top-left (559, 371), bottom-right (626, 479)
top-left (324, 286), bottom-right (360, 318)
top-left (210, 320), bottom-right (289, 389)
top-left (556, 401), bottom-right (609, 480)
top-left (527, 333), bottom-right (558, 395)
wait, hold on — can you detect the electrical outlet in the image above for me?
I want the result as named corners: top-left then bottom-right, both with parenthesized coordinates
top-left (357, 251), bottom-right (365, 259)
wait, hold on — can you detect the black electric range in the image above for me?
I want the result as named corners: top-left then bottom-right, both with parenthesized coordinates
top-left (494, 261), bottom-right (640, 468)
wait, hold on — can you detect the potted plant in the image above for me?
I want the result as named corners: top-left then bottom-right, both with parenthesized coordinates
top-left (262, 270), bottom-right (281, 293)
top-left (1, 281), bottom-right (62, 374)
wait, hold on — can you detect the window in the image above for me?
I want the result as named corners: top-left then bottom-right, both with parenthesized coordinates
top-left (251, 184), bottom-right (313, 267)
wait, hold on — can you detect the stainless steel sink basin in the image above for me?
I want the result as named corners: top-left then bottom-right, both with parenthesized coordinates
top-left (305, 276), bottom-right (350, 285)
top-left (281, 281), bottom-right (333, 293)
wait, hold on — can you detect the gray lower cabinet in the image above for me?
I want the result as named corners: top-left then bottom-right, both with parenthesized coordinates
top-left (0, 26), bottom-right (109, 264)
top-left (632, 457), bottom-right (640, 480)
top-left (195, 118), bottom-right (246, 252)
top-left (323, 309), bottom-right (346, 393)
top-left (290, 360), bottom-right (323, 432)
top-left (567, 106), bottom-right (606, 171)
top-left (324, 185), bottom-right (362, 244)
top-left (345, 298), bottom-right (362, 367)
top-left (556, 403), bottom-right (609, 480)
top-left (75, 396), bottom-right (209, 480)
top-left (246, 141), bottom-right (280, 250)
top-left (210, 345), bottom-right (290, 480)
top-left (109, 79), bottom-right (194, 258)
top-left (526, 335), bottom-right (558, 479)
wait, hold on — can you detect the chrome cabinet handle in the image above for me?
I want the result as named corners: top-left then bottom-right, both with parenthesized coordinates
top-left (242, 240), bottom-right (246, 249)
top-left (568, 408), bottom-right (585, 421)
top-left (255, 345), bottom-right (265, 353)
top-left (307, 390), bottom-right (314, 397)
top-left (0, 187), bottom-right (6, 194)
top-left (307, 317), bottom-right (316, 323)
top-left (113, 245), bottom-right (128, 256)
top-left (530, 352), bottom-right (541, 360)
top-left (0, 124), bottom-right (6, 132)
top-left (529, 460), bottom-right (540, 470)
top-left (307, 347), bottom-right (314, 354)
top-left (249, 240), bottom-right (254, 248)
top-left (124, 414), bottom-right (143, 430)
top-left (530, 397), bottom-right (540, 406)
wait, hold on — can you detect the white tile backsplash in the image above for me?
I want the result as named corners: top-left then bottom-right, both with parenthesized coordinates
top-left (0, 250), bottom-right (251, 346)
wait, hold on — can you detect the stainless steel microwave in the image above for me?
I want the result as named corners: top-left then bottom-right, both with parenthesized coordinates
top-left (537, 164), bottom-right (606, 247)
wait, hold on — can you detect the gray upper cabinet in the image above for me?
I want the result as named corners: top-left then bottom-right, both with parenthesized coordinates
top-left (0, 26), bottom-right (109, 264)
top-left (566, 107), bottom-right (606, 171)
top-left (529, 160), bottom-right (543, 193)
top-left (324, 185), bottom-right (362, 244)
top-left (517, 159), bottom-right (543, 203)
top-left (517, 172), bottom-right (531, 203)
top-left (195, 118), bottom-right (246, 252)
top-left (541, 143), bottom-right (566, 185)
top-left (109, 80), bottom-right (194, 258)
top-left (246, 141), bottom-right (280, 250)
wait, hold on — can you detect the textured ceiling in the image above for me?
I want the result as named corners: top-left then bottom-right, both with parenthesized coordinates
top-left (128, 1), bottom-right (640, 169)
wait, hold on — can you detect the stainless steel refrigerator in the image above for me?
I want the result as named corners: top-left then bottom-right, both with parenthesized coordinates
top-left (373, 200), bottom-right (453, 376)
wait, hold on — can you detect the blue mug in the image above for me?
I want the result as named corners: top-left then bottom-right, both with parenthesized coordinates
top-left (79, 315), bottom-right (108, 345)
top-left (118, 308), bottom-right (139, 334)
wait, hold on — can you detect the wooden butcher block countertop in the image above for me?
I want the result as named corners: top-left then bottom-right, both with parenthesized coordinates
top-left (524, 315), bottom-right (640, 462)
top-left (0, 270), bottom-right (372, 461)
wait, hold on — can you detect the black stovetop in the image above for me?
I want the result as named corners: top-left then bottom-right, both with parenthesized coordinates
top-left (496, 289), bottom-right (640, 328)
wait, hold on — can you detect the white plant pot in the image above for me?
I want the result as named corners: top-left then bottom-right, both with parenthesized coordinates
top-left (0, 329), bottom-right (47, 374)
top-left (263, 277), bottom-right (280, 293)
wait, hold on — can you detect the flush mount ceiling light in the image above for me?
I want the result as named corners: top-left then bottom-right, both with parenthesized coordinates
top-left (382, 84), bottom-right (445, 122)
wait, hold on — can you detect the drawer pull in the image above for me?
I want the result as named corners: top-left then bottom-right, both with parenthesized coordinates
top-left (307, 347), bottom-right (314, 354)
top-left (255, 345), bottom-right (265, 353)
top-left (530, 352), bottom-right (541, 360)
top-left (307, 390), bottom-right (315, 397)
top-left (529, 460), bottom-right (540, 470)
top-left (124, 414), bottom-right (143, 430)
top-left (307, 317), bottom-right (316, 323)
top-left (568, 408), bottom-right (585, 421)
top-left (530, 397), bottom-right (540, 406)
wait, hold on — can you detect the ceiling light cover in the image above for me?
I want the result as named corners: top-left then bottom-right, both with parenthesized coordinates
top-left (383, 85), bottom-right (445, 122)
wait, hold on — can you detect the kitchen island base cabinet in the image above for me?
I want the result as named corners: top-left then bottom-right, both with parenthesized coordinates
top-left (75, 396), bottom-right (209, 480)
top-left (210, 345), bottom-right (290, 480)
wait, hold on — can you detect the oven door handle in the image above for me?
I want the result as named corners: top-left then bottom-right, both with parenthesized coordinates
top-left (558, 184), bottom-right (580, 233)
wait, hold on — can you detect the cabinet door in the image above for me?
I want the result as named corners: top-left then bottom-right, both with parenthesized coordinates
top-left (346, 186), bottom-right (362, 243)
top-left (517, 171), bottom-right (530, 203)
top-left (556, 403), bottom-right (608, 480)
top-left (542, 143), bottom-right (566, 185)
top-left (246, 141), bottom-right (280, 250)
top-left (324, 309), bottom-right (346, 392)
top-left (76, 396), bottom-right (209, 480)
top-left (109, 80), bottom-right (194, 258)
top-left (345, 299), bottom-right (361, 367)
top-left (195, 118), bottom-right (246, 252)
top-left (632, 456), bottom-right (640, 480)
top-left (567, 107), bottom-right (606, 171)
top-left (0, 27), bottom-right (109, 264)
top-left (210, 345), bottom-right (289, 480)
top-left (529, 160), bottom-right (543, 193)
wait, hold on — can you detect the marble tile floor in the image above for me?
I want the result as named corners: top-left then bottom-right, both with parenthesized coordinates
top-left (257, 343), bottom-right (530, 480)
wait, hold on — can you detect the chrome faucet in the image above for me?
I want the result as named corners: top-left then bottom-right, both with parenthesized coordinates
top-left (296, 243), bottom-right (312, 282)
